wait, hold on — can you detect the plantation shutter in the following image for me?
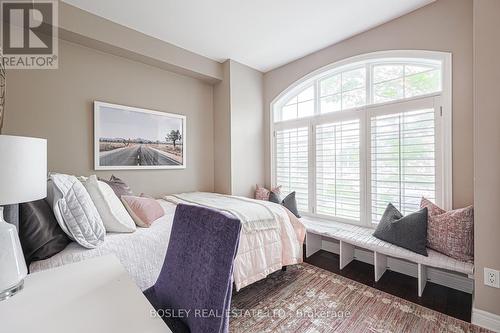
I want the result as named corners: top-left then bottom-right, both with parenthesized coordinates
top-left (275, 127), bottom-right (309, 212)
top-left (316, 119), bottom-right (361, 221)
top-left (370, 108), bottom-right (436, 223)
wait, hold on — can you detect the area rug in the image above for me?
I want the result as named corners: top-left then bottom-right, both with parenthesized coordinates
top-left (230, 263), bottom-right (490, 333)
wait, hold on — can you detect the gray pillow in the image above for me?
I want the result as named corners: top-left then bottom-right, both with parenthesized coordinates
top-left (268, 191), bottom-right (281, 204)
top-left (268, 191), bottom-right (301, 218)
top-left (373, 203), bottom-right (428, 256)
top-left (19, 199), bottom-right (70, 266)
top-left (282, 192), bottom-right (301, 218)
top-left (99, 175), bottom-right (133, 198)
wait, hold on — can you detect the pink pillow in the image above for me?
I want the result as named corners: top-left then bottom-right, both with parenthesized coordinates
top-left (420, 197), bottom-right (474, 262)
top-left (121, 196), bottom-right (164, 227)
top-left (254, 185), bottom-right (281, 201)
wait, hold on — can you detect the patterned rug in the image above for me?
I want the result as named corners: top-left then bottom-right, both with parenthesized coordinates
top-left (230, 263), bottom-right (490, 333)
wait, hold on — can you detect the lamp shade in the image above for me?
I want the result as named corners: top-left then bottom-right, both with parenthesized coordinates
top-left (0, 135), bottom-right (47, 205)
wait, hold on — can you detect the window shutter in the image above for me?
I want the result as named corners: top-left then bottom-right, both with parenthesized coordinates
top-left (316, 119), bottom-right (361, 221)
top-left (275, 127), bottom-right (309, 212)
top-left (370, 108), bottom-right (436, 223)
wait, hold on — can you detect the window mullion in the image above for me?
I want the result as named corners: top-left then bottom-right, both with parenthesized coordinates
top-left (362, 110), bottom-right (369, 227)
top-left (309, 122), bottom-right (316, 214)
top-left (314, 80), bottom-right (320, 116)
top-left (366, 63), bottom-right (372, 105)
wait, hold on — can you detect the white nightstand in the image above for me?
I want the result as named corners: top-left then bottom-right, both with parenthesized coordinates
top-left (0, 255), bottom-right (170, 333)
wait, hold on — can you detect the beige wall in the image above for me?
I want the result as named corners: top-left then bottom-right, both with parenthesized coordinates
top-left (212, 60), bottom-right (265, 196)
top-left (263, 0), bottom-right (474, 208)
top-left (229, 61), bottom-right (265, 197)
top-left (213, 60), bottom-right (232, 194)
top-left (473, 0), bottom-right (500, 316)
top-left (3, 40), bottom-right (214, 197)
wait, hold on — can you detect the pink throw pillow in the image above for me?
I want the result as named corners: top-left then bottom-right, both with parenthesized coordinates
top-left (420, 197), bottom-right (474, 262)
top-left (254, 185), bottom-right (281, 201)
top-left (121, 196), bottom-right (164, 227)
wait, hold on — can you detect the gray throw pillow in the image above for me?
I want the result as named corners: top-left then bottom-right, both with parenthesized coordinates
top-left (282, 192), bottom-right (301, 218)
top-left (268, 191), bottom-right (281, 204)
top-left (268, 191), bottom-right (301, 218)
top-left (19, 199), bottom-right (71, 266)
top-left (373, 203), bottom-right (428, 256)
top-left (99, 175), bottom-right (133, 198)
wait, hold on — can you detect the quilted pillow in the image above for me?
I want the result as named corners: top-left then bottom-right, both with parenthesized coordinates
top-left (81, 175), bottom-right (136, 233)
top-left (47, 173), bottom-right (105, 248)
top-left (121, 196), bottom-right (165, 228)
top-left (254, 185), bottom-right (281, 201)
top-left (420, 197), bottom-right (474, 262)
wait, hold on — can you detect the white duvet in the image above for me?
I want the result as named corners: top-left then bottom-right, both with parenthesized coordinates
top-left (30, 195), bottom-right (306, 291)
top-left (165, 193), bottom-right (306, 290)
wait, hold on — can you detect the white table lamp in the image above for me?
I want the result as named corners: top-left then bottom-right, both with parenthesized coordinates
top-left (0, 135), bottom-right (47, 301)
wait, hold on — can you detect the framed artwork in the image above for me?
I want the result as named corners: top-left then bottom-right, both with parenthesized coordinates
top-left (94, 101), bottom-right (186, 170)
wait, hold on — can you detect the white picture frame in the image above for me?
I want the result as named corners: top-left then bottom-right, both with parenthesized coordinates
top-left (94, 101), bottom-right (187, 170)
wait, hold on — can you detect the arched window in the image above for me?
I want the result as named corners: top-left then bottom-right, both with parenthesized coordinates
top-left (271, 51), bottom-right (452, 226)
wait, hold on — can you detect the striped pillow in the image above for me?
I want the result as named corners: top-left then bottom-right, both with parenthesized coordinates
top-left (420, 197), bottom-right (474, 262)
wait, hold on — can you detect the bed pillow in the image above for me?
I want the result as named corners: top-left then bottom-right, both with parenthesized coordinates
top-left (121, 196), bottom-right (165, 228)
top-left (268, 191), bottom-right (281, 204)
top-left (420, 197), bottom-right (474, 262)
top-left (81, 175), bottom-right (136, 233)
top-left (282, 191), bottom-right (301, 218)
top-left (99, 175), bottom-right (133, 198)
top-left (255, 185), bottom-right (281, 201)
top-left (47, 173), bottom-right (105, 248)
top-left (19, 199), bottom-right (71, 266)
top-left (373, 203), bottom-right (428, 256)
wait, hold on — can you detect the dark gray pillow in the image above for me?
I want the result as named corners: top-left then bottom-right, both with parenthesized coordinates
top-left (19, 199), bottom-right (71, 266)
top-left (99, 175), bottom-right (133, 198)
top-left (268, 191), bottom-right (281, 204)
top-left (373, 203), bottom-right (428, 256)
top-left (282, 192), bottom-right (301, 218)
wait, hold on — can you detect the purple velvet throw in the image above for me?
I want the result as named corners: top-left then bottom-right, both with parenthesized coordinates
top-left (144, 204), bottom-right (241, 333)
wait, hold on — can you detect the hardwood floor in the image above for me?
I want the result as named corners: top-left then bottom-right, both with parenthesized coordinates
top-left (304, 249), bottom-right (473, 322)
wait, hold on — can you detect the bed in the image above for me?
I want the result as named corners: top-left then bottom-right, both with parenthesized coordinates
top-left (30, 193), bottom-right (306, 291)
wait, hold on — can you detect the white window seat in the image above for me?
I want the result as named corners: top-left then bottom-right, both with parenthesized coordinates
top-left (301, 217), bottom-right (474, 297)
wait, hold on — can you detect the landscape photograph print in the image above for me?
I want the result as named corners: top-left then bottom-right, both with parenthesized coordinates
top-left (94, 101), bottom-right (186, 170)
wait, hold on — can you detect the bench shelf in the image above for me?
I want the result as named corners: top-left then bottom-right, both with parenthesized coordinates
top-left (303, 218), bottom-right (474, 297)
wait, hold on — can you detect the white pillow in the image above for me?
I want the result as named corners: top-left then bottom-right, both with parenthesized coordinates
top-left (47, 173), bottom-right (105, 248)
top-left (81, 175), bottom-right (136, 233)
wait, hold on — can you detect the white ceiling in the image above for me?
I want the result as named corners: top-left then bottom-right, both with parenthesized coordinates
top-left (62, 0), bottom-right (435, 72)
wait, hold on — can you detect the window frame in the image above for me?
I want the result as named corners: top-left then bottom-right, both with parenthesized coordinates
top-left (270, 50), bottom-right (452, 228)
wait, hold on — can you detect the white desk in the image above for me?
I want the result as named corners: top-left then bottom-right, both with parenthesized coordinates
top-left (0, 255), bottom-right (170, 333)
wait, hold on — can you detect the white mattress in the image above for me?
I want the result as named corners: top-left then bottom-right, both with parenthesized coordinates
top-left (30, 200), bottom-right (176, 291)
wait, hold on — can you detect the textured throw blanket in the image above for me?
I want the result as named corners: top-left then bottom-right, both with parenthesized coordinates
top-left (165, 192), bottom-right (278, 232)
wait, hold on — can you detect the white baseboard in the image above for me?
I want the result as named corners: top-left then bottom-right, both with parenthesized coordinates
top-left (472, 308), bottom-right (500, 332)
top-left (321, 239), bottom-right (473, 294)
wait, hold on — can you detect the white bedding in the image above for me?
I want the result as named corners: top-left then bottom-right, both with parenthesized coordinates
top-left (164, 193), bottom-right (306, 290)
top-left (30, 200), bottom-right (176, 291)
top-left (30, 195), bottom-right (306, 291)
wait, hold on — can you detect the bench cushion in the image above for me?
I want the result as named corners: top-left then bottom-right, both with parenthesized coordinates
top-left (302, 218), bottom-right (473, 276)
